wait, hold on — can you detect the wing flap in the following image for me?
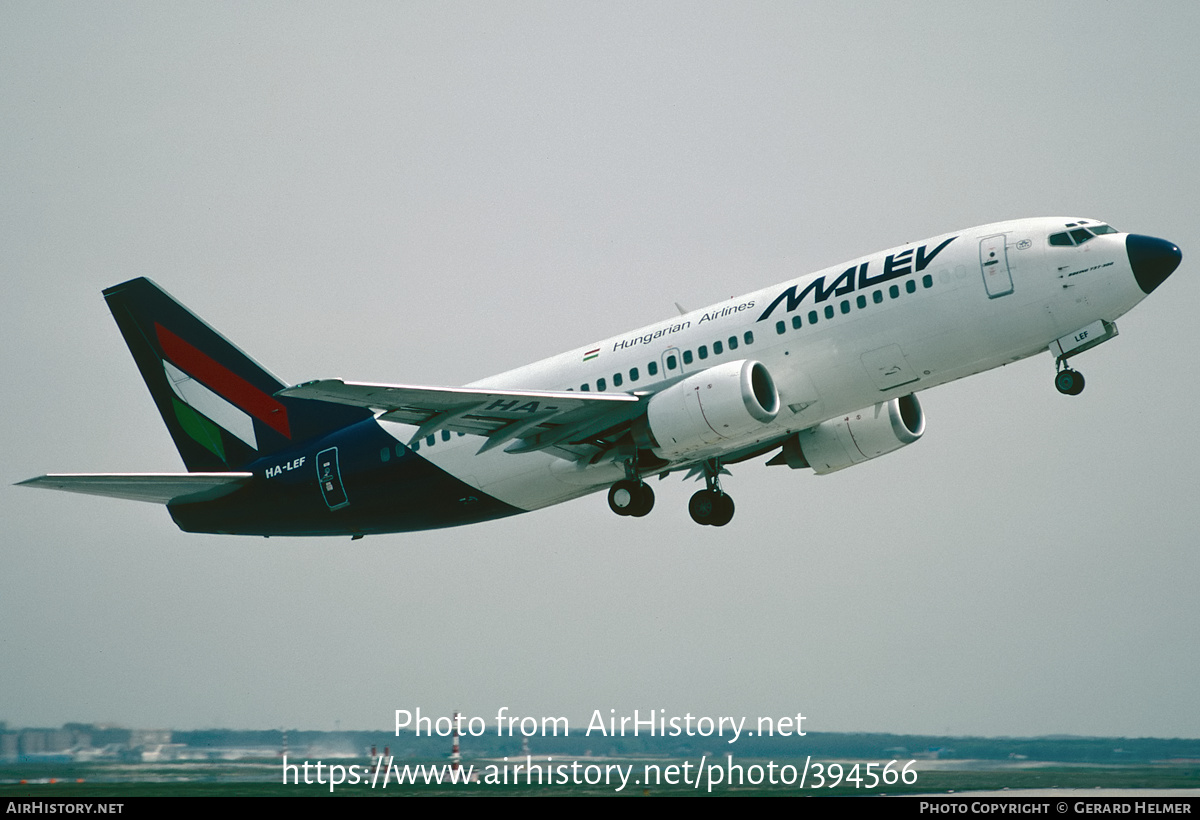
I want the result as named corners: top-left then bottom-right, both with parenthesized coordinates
top-left (16, 473), bottom-right (252, 504)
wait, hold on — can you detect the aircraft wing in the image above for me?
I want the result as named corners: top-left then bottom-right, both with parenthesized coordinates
top-left (278, 379), bottom-right (645, 457)
top-left (16, 473), bottom-right (253, 504)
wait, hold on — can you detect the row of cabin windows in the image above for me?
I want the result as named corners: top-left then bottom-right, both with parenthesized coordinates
top-left (773, 274), bottom-right (934, 336)
top-left (391, 278), bottom-right (936, 458)
top-left (575, 331), bottom-right (756, 393)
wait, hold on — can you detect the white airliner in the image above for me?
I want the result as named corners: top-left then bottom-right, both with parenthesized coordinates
top-left (19, 217), bottom-right (1182, 535)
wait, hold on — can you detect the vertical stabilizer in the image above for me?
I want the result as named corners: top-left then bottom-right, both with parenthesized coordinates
top-left (102, 278), bottom-right (371, 471)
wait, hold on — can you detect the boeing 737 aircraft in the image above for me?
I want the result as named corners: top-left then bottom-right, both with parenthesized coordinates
top-left (19, 217), bottom-right (1182, 535)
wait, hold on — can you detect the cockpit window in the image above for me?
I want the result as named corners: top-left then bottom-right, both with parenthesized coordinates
top-left (1050, 223), bottom-right (1122, 246)
top-left (1050, 223), bottom-right (1119, 247)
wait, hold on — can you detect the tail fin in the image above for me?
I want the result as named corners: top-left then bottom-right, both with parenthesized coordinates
top-left (103, 278), bottom-right (371, 471)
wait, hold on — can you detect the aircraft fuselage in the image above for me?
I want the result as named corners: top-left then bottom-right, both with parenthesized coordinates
top-left (21, 217), bottom-right (1182, 535)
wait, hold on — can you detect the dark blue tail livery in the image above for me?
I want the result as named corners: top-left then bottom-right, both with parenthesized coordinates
top-left (103, 278), bottom-right (371, 472)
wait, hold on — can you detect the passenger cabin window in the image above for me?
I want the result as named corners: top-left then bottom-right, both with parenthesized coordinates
top-left (744, 331), bottom-right (754, 345)
top-left (792, 315), bottom-right (802, 329)
top-left (648, 361), bottom-right (658, 376)
top-left (597, 377), bottom-right (607, 391)
top-left (666, 355), bottom-right (677, 370)
top-left (683, 350), bottom-right (693, 365)
top-left (698, 345), bottom-right (708, 359)
top-left (713, 340), bottom-right (723, 355)
top-left (629, 367), bottom-right (639, 382)
top-left (613, 372), bottom-right (622, 387)
top-left (728, 336), bottom-right (738, 350)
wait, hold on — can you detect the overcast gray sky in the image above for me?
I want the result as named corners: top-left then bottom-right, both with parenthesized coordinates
top-left (3, 2), bottom-right (1198, 741)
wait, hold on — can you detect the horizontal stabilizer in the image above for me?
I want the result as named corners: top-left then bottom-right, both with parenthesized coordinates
top-left (16, 473), bottom-right (252, 504)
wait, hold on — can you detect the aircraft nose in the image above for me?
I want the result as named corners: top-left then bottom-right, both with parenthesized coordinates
top-left (1126, 234), bottom-right (1182, 294)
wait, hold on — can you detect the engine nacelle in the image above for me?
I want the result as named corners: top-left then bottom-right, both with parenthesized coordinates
top-left (776, 394), bottom-right (924, 474)
top-left (644, 359), bottom-right (780, 460)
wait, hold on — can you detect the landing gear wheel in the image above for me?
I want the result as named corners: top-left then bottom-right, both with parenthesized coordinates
top-left (608, 480), bottom-right (636, 516)
top-left (629, 482), bottom-right (654, 517)
top-left (689, 489), bottom-right (735, 526)
top-left (710, 492), bottom-right (735, 527)
top-left (608, 479), bottom-right (654, 517)
top-left (1055, 368), bottom-right (1085, 396)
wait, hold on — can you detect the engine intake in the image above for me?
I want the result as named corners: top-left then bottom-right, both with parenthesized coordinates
top-left (774, 394), bottom-right (924, 474)
top-left (644, 359), bottom-right (780, 460)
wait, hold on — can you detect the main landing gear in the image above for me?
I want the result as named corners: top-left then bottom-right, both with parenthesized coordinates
top-left (689, 488), bottom-right (734, 527)
top-left (1054, 360), bottom-right (1085, 396)
top-left (605, 456), bottom-right (735, 526)
top-left (688, 458), bottom-right (735, 527)
top-left (608, 478), bottom-right (654, 517)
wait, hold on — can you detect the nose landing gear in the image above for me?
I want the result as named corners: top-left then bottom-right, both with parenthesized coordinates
top-left (1049, 320), bottom-right (1119, 396)
top-left (1054, 367), bottom-right (1085, 396)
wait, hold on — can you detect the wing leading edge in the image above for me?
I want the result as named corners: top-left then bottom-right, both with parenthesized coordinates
top-left (277, 379), bottom-right (644, 457)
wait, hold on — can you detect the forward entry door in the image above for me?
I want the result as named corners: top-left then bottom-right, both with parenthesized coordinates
top-left (980, 234), bottom-right (1014, 298)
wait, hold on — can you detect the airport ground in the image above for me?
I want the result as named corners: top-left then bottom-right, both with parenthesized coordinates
top-left (3, 758), bottom-right (1200, 797)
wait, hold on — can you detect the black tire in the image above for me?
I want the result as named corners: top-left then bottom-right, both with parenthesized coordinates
top-left (1068, 370), bottom-right (1085, 395)
top-left (629, 482), bottom-right (655, 517)
top-left (608, 480), bottom-right (639, 516)
top-left (709, 492), bottom-right (735, 527)
top-left (1055, 369), bottom-right (1082, 395)
top-left (689, 489), bottom-right (715, 525)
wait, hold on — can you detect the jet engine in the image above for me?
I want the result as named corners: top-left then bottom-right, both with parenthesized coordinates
top-left (772, 394), bottom-right (924, 474)
top-left (643, 359), bottom-right (780, 460)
